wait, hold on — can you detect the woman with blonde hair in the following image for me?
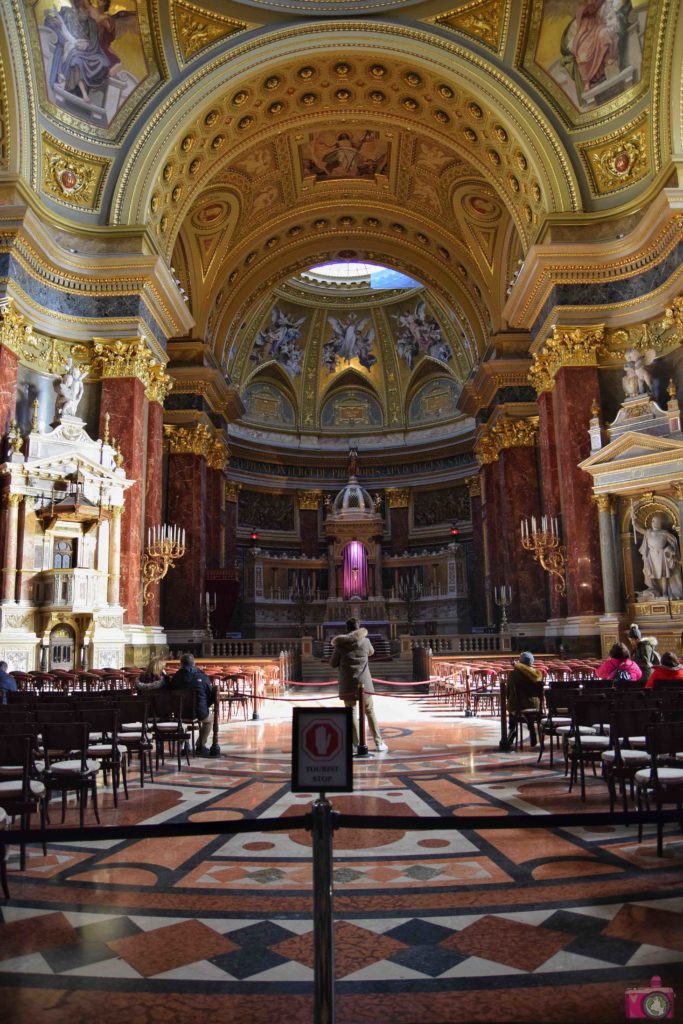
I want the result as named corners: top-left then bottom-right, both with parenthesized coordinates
top-left (136, 655), bottom-right (168, 692)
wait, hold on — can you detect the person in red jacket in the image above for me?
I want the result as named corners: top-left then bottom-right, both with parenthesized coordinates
top-left (646, 651), bottom-right (683, 689)
top-left (597, 642), bottom-right (642, 684)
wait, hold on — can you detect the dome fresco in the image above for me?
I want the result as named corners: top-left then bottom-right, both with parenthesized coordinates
top-left (235, 269), bottom-right (467, 440)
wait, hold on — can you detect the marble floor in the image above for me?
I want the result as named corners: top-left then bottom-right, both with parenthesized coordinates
top-left (1, 691), bottom-right (682, 1024)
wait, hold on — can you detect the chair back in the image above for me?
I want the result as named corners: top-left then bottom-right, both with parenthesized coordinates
top-left (41, 721), bottom-right (91, 771)
top-left (151, 689), bottom-right (185, 722)
top-left (0, 734), bottom-right (32, 799)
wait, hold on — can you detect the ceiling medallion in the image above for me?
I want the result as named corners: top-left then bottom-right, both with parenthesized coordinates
top-left (404, 71), bottom-right (421, 87)
top-left (301, 93), bottom-right (318, 105)
top-left (238, 116), bottom-right (254, 130)
top-left (264, 76), bottom-right (280, 90)
top-left (370, 64), bottom-right (386, 78)
top-left (163, 162), bottom-right (174, 181)
top-left (336, 89), bottom-right (352, 102)
top-left (298, 66), bottom-right (315, 80)
top-left (438, 84), bottom-right (454, 99)
top-left (434, 110), bottom-right (450, 124)
top-left (463, 127), bottom-right (478, 144)
top-left (402, 97), bottom-right (419, 111)
top-left (268, 101), bottom-right (284, 115)
top-left (232, 91), bottom-right (249, 106)
top-left (369, 90), bottom-right (385, 104)
top-left (335, 63), bottom-right (351, 76)
top-left (365, 217), bottom-right (379, 227)
top-left (468, 102), bottom-right (483, 119)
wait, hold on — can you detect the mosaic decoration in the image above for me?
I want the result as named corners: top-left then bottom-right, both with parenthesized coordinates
top-left (300, 130), bottom-right (389, 181)
top-left (251, 306), bottom-right (306, 377)
top-left (243, 382), bottom-right (295, 426)
top-left (35, 0), bottom-right (149, 129)
top-left (322, 313), bottom-right (376, 373)
top-left (393, 300), bottom-right (453, 369)
top-left (409, 378), bottom-right (462, 425)
top-left (530, 0), bottom-right (649, 113)
top-left (413, 485), bottom-right (470, 526)
top-left (238, 490), bottom-right (295, 530)
top-left (320, 389), bottom-right (383, 430)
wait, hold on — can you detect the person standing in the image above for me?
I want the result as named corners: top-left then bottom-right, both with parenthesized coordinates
top-left (166, 653), bottom-right (215, 756)
top-left (331, 618), bottom-right (387, 753)
top-left (506, 652), bottom-right (543, 748)
top-left (626, 624), bottom-right (659, 684)
top-left (0, 661), bottom-right (17, 704)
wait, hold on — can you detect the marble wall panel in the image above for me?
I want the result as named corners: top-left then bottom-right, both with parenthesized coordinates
top-left (497, 446), bottom-right (547, 623)
top-left (164, 452), bottom-right (206, 631)
top-left (143, 401), bottom-right (163, 627)
top-left (538, 392), bottom-right (566, 620)
top-left (389, 506), bottom-right (409, 555)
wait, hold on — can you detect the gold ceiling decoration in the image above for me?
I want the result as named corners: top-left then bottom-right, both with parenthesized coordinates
top-left (41, 133), bottom-right (109, 211)
top-left (297, 490), bottom-right (322, 510)
top-left (529, 325), bottom-right (607, 394)
top-left (172, 1), bottom-right (251, 63)
top-left (0, 301), bottom-right (90, 376)
top-left (207, 438), bottom-right (230, 470)
top-left (385, 488), bottom-right (410, 508)
top-left (432, 0), bottom-right (508, 53)
top-left (92, 337), bottom-right (172, 403)
top-left (579, 112), bottom-right (651, 197)
top-left (163, 422), bottom-right (216, 459)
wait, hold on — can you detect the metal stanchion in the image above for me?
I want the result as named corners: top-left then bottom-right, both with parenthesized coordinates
top-left (312, 797), bottom-right (335, 1024)
top-left (499, 678), bottom-right (513, 752)
top-left (355, 683), bottom-right (371, 757)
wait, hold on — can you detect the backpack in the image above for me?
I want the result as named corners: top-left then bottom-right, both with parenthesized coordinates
top-left (613, 666), bottom-right (633, 686)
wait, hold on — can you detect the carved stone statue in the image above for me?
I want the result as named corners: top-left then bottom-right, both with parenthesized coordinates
top-left (56, 357), bottom-right (87, 419)
top-left (622, 348), bottom-right (656, 398)
top-left (632, 510), bottom-right (683, 600)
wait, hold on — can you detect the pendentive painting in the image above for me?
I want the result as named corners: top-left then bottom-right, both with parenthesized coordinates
top-left (243, 383), bottom-right (296, 427)
top-left (300, 130), bottom-right (390, 181)
top-left (409, 379), bottom-right (462, 426)
top-left (525, 1), bottom-right (651, 118)
top-left (251, 306), bottom-right (307, 378)
top-left (31, 0), bottom-right (157, 135)
top-left (320, 390), bottom-right (383, 430)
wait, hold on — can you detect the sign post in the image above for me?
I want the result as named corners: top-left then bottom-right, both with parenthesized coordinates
top-left (293, 707), bottom-right (353, 1024)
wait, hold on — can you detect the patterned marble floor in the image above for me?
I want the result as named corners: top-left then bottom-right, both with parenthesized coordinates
top-left (1, 692), bottom-right (682, 1023)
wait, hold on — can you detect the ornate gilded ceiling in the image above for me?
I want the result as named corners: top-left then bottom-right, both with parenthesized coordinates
top-left (0, 0), bottom-right (678, 385)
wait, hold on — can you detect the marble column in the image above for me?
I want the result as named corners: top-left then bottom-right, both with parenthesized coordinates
top-left (108, 506), bottom-right (122, 606)
top-left (537, 391), bottom-right (566, 619)
top-left (0, 344), bottom-right (18, 441)
top-left (480, 462), bottom-right (501, 626)
top-left (553, 366), bottom-right (604, 616)
top-left (100, 377), bottom-right (146, 623)
top-left (2, 493), bottom-right (22, 603)
top-left (495, 445), bottom-right (546, 622)
top-left (18, 497), bottom-right (36, 602)
top-left (205, 466), bottom-right (223, 568)
top-left (466, 477), bottom-right (486, 627)
top-left (386, 489), bottom-right (410, 554)
top-left (298, 492), bottom-right (321, 558)
top-left (594, 495), bottom-right (620, 613)
top-left (164, 452), bottom-right (206, 632)
top-left (224, 482), bottom-right (239, 573)
top-left (143, 400), bottom-right (164, 627)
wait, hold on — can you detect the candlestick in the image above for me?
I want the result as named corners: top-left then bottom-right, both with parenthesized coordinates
top-left (520, 515), bottom-right (567, 595)
top-left (141, 523), bottom-right (187, 605)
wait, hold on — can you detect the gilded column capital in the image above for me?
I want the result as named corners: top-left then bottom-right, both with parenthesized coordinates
top-left (385, 487), bottom-right (410, 509)
top-left (297, 490), bottom-right (322, 510)
top-left (6, 493), bottom-right (23, 509)
top-left (529, 324), bottom-right (606, 393)
top-left (163, 422), bottom-right (215, 460)
top-left (93, 337), bottom-right (171, 402)
top-left (111, 505), bottom-right (123, 519)
top-left (475, 416), bottom-right (539, 465)
top-left (671, 482), bottom-right (683, 502)
top-left (224, 481), bottom-right (241, 503)
top-left (465, 475), bottom-right (482, 498)
top-left (207, 439), bottom-right (230, 471)
top-left (146, 363), bottom-right (174, 404)
top-left (592, 494), bottom-right (613, 513)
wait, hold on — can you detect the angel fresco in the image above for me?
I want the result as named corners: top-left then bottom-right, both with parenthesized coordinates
top-left (394, 301), bottom-right (453, 369)
top-left (322, 313), bottom-right (376, 374)
top-left (39, 0), bottom-right (143, 126)
top-left (251, 307), bottom-right (306, 378)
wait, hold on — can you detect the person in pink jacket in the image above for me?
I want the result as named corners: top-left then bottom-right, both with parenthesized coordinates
top-left (597, 642), bottom-right (642, 684)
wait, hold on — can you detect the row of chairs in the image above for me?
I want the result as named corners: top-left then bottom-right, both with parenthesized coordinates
top-left (11, 667), bottom-right (144, 693)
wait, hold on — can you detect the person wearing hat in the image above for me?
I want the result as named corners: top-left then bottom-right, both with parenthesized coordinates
top-left (626, 623), bottom-right (660, 684)
top-left (506, 652), bottom-right (543, 749)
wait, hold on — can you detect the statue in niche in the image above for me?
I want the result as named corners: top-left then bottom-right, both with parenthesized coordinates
top-left (622, 347), bottom-right (656, 398)
top-left (631, 509), bottom-right (683, 600)
top-left (56, 357), bottom-right (87, 418)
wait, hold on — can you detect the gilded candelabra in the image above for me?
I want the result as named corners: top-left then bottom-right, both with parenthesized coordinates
top-left (494, 584), bottom-right (512, 632)
top-left (520, 516), bottom-right (567, 596)
top-left (142, 524), bottom-right (186, 605)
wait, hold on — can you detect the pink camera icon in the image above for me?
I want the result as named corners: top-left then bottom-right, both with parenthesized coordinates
top-left (625, 977), bottom-right (674, 1019)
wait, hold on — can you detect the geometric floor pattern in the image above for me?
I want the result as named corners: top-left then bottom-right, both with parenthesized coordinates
top-left (1, 692), bottom-right (682, 1023)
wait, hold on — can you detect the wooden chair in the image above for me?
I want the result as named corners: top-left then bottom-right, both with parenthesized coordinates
top-left (42, 721), bottom-right (101, 828)
top-left (635, 720), bottom-right (683, 856)
top-left (567, 696), bottom-right (611, 802)
top-left (151, 691), bottom-right (190, 771)
top-left (116, 699), bottom-right (154, 786)
top-left (80, 707), bottom-right (128, 806)
top-left (0, 734), bottom-right (47, 869)
top-left (0, 807), bottom-right (9, 898)
top-left (601, 705), bottom-right (658, 813)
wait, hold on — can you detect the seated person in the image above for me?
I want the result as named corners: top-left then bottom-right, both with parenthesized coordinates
top-left (166, 653), bottom-right (215, 756)
top-left (597, 642), bottom-right (642, 685)
top-left (646, 651), bottom-right (683, 689)
top-left (506, 651), bottom-right (543, 748)
top-left (0, 660), bottom-right (17, 704)
top-left (136, 655), bottom-right (168, 692)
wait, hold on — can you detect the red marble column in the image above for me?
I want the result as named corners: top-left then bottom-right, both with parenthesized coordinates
top-left (467, 482), bottom-right (487, 627)
top-left (0, 345), bottom-right (18, 439)
top-left (299, 504), bottom-right (320, 558)
top-left (537, 391), bottom-right (566, 619)
top-left (224, 490), bottom-right (238, 572)
top-left (100, 378), bottom-right (145, 622)
top-left (164, 452), bottom-right (206, 631)
top-left (481, 462), bottom-right (501, 625)
top-left (142, 401), bottom-right (164, 627)
top-left (389, 504), bottom-right (410, 554)
top-left (553, 366), bottom-right (604, 616)
top-left (205, 467), bottom-right (223, 568)
top-left (496, 445), bottom-right (546, 622)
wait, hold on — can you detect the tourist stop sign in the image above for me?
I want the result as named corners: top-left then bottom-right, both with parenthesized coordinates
top-left (292, 707), bottom-right (353, 793)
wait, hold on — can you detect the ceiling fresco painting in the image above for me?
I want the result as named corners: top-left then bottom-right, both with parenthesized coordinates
top-left (300, 129), bottom-right (390, 181)
top-left (252, 306), bottom-right (307, 378)
top-left (323, 312), bottom-right (377, 372)
top-left (393, 300), bottom-right (453, 369)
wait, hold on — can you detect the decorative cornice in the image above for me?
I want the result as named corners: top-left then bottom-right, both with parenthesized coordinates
top-left (163, 422), bottom-right (215, 459)
top-left (529, 324), bottom-right (606, 394)
top-left (297, 490), bottom-right (322, 510)
top-left (385, 487), bottom-right (410, 508)
top-left (0, 300), bottom-right (89, 375)
top-left (475, 415), bottom-right (539, 464)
